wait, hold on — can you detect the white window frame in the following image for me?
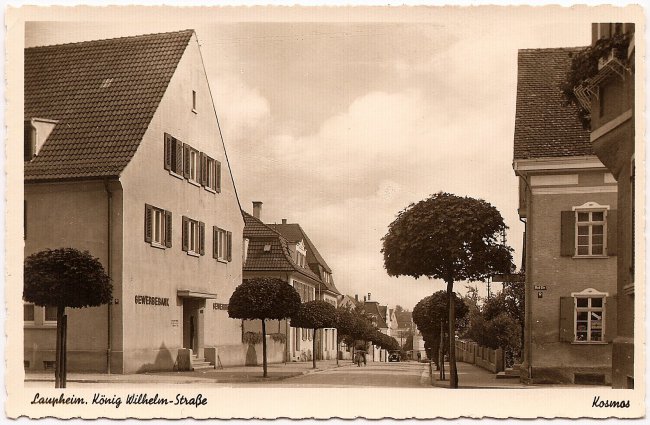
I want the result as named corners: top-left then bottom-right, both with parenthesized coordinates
top-left (188, 149), bottom-right (199, 184)
top-left (152, 207), bottom-right (165, 247)
top-left (573, 202), bottom-right (609, 257)
top-left (571, 288), bottom-right (608, 344)
top-left (187, 219), bottom-right (200, 255)
top-left (205, 157), bottom-right (216, 192)
top-left (215, 227), bottom-right (227, 261)
top-left (44, 306), bottom-right (58, 325)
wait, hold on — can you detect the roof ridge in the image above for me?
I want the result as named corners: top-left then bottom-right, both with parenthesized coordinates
top-left (518, 46), bottom-right (588, 53)
top-left (26, 29), bottom-right (195, 50)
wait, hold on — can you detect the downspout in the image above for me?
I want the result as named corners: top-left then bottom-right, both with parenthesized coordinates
top-left (103, 180), bottom-right (113, 374)
top-left (515, 169), bottom-right (532, 381)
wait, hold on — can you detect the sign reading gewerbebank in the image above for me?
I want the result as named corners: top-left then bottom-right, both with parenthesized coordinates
top-left (135, 295), bottom-right (170, 306)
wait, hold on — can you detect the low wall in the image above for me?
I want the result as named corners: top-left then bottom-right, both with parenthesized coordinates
top-left (455, 340), bottom-right (504, 373)
top-left (208, 339), bottom-right (285, 368)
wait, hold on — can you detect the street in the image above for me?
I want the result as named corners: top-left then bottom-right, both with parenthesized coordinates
top-left (277, 361), bottom-right (431, 388)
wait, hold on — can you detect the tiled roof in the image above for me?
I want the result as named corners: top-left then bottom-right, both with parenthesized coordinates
top-left (364, 301), bottom-right (388, 329)
top-left (270, 222), bottom-right (340, 295)
top-left (24, 30), bottom-right (194, 181)
top-left (242, 212), bottom-right (321, 282)
top-left (395, 312), bottom-right (413, 329)
top-left (513, 47), bottom-right (592, 160)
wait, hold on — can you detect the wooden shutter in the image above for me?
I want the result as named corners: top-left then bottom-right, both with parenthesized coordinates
top-left (182, 216), bottom-right (189, 251)
top-left (164, 210), bottom-right (173, 248)
top-left (607, 209), bottom-right (617, 256)
top-left (164, 134), bottom-right (172, 170)
top-left (183, 145), bottom-right (191, 179)
top-left (144, 204), bottom-right (153, 243)
top-left (175, 140), bottom-right (184, 174)
top-left (604, 295), bottom-right (618, 342)
top-left (199, 221), bottom-right (205, 255)
top-left (560, 211), bottom-right (576, 256)
top-left (216, 160), bottom-right (222, 193)
top-left (226, 231), bottom-right (232, 262)
top-left (213, 227), bottom-right (219, 259)
top-left (199, 153), bottom-right (207, 186)
top-left (559, 297), bottom-right (575, 342)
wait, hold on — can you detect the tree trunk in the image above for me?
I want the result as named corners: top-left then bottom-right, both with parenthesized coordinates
top-left (447, 281), bottom-right (458, 388)
top-left (312, 329), bottom-right (317, 369)
top-left (439, 321), bottom-right (445, 380)
top-left (261, 319), bottom-right (268, 378)
top-left (62, 314), bottom-right (68, 388)
top-left (520, 323), bottom-right (525, 362)
top-left (54, 305), bottom-right (67, 388)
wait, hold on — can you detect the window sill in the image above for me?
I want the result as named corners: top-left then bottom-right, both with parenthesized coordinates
top-left (188, 180), bottom-right (201, 188)
top-left (24, 324), bottom-right (57, 329)
top-left (216, 258), bottom-right (228, 264)
top-left (572, 255), bottom-right (610, 259)
top-left (571, 341), bottom-right (608, 345)
top-left (150, 242), bottom-right (166, 250)
top-left (169, 171), bottom-right (184, 180)
top-left (205, 187), bottom-right (217, 194)
top-left (186, 251), bottom-right (200, 258)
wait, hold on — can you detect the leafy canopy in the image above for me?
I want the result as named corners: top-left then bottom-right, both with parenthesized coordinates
top-left (24, 248), bottom-right (112, 308)
top-left (412, 291), bottom-right (468, 335)
top-left (382, 192), bottom-right (514, 283)
top-left (228, 277), bottom-right (301, 321)
top-left (290, 300), bottom-right (337, 330)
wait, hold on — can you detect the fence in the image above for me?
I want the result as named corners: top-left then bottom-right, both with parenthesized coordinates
top-left (455, 340), bottom-right (504, 373)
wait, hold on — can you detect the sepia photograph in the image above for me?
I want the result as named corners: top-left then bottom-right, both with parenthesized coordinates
top-left (4, 3), bottom-right (645, 419)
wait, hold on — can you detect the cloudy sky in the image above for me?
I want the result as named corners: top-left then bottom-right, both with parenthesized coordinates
top-left (25, 8), bottom-right (594, 309)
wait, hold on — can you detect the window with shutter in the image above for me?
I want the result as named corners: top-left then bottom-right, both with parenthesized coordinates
top-left (183, 145), bottom-right (191, 179)
top-left (607, 210), bottom-right (617, 256)
top-left (213, 227), bottom-right (228, 261)
top-left (604, 295), bottom-right (617, 342)
top-left (216, 160), bottom-right (222, 193)
top-left (164, 133), bottom-right (173, 171)
top-left (145, 204), bottom-right (170, 249)
top-left (572, 202), bottom-right (610, 257)
top-left (226, 231), bottom-right (232, 262)
top-left (182, 216), bottom-right (189, 252)
top-left (175, 141), bottom-right (184, 175)
top-left (560, 211), bottom-right (575, 256)
top-left (199, 221), bottom-right (205, 256)
top-left (568, 288), bottom-right (609, 343)
top-left (183, 217), bottom-right (201, 256)
top-left (199, 153), bottom-right (207, 186)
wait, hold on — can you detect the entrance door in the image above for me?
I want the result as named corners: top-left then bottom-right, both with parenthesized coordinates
top-left (182, 299), bottom-right (203, 355)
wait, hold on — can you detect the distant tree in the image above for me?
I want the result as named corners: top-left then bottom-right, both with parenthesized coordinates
top-left (291, 300), bottom-right (337, 369)
top-left (24, 248), bottom-right (112, 388)
top-left (483, 278), bottom-right (525, 358)
top-left (228, 278), bottom-right (301, 377)
top-left (382, 192), bottom-right (514, 388)
top-left (413, 291), bottom-right (468, 376)
top-left (394, 305), bottom-right (404, 313)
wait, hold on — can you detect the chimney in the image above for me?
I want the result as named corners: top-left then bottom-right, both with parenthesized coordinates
top-left (355, 294), bottom-right (358, 302)
top-left (282, 219), bottom-right (287, 224)
top-left (368, 292), bottom-right (371, 301)
top-left (364, 296), bottom-right (367, 302)
top-left (252, 201), bottom-right (263, 220)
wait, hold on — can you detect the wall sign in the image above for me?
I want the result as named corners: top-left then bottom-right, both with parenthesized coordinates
top-left (135, 295), bottom-right (170, 306)
top-left (213, 303), bottom-right (228, 311)
top-left (171, 320), bottom-right (179, 327)
top-left (534, 285), bottom-right (547, 291)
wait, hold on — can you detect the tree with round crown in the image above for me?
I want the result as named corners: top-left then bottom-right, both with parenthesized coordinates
top-left (228, 278), bottom-right (301, 377)
top-left (382, 192), bottom-right (513, 388)
top-left (24, 248), bottom-right (112, 388)
top-left (291, 300), bottom-right (337, 369)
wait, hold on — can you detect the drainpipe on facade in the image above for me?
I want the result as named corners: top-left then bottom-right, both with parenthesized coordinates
top-left (515, 169), bottom-right (533, 382)
top-left (103, 180), bottom-right (113, 374)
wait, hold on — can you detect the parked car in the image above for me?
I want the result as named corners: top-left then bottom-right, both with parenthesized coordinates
top-left (388, 352), bottom-right (400, 362)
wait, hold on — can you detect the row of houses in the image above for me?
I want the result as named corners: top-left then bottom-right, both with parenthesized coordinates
top-left (512, 23), bottom-right (635, 387)
top-left (23, 30), bottom-right (340, 373)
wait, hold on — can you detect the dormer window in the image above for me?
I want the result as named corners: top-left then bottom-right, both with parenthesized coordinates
top-left (295, 240), bottom-right (307, 268)
top-left (24, 118), bottom-right (57, 161)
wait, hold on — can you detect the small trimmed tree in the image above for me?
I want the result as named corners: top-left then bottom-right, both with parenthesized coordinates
top-left (24, 248), bottom-right (112, 388)
top-left (228, 278), bottom-right (301, 377)
top-left (382, 192), bottom-right (513, 388)
top-left (335, 306), bottom-right (357, 365)
top-left (291, 300), bottom-right (337, 369)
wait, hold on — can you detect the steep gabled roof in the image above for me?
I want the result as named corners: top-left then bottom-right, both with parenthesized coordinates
top-left (270, 222), bottom-right (340, 295)
top-left (25, 30), bottom-right (194, 181)
top-left (364, 301), bottom-right (388, 329)
top-left (513, 47), bottom-right (592, 161)
top-left (242, 211), bottom-right (321, 282)
top-left (395, 312), bottom-right (413, 329)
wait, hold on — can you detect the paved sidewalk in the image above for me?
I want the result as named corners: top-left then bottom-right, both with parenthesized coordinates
top-left (430, 361), bottom-right (528, 389)
top-left (25, 359), bottom-right (344, 385)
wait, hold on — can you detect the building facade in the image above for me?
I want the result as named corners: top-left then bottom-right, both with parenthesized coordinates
top-left (24, 31), bottom-right (245, 373)
top-left (242, 203), bottom-right (339, 362)
top-left (513, 48), bottom-right (618, 384)
top-left (575, 23), bottom-right (635, 389)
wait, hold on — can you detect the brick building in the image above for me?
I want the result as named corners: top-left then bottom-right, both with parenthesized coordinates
top-left (513, 47), bottom-right (618, 384)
